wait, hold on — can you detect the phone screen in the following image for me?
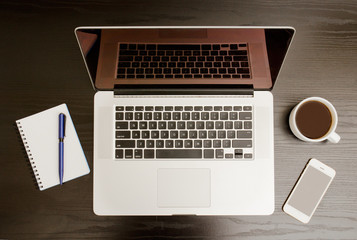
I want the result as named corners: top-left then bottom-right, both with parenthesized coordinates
top-left (287, 165), bottom-right (332, 216)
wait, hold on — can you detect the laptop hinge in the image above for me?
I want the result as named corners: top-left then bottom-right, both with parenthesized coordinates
top-left (114, 84), bottom-right (253, 96)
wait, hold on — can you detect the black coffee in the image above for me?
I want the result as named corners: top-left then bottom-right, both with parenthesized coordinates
top-left (296, 100), bottom-right (332, 139)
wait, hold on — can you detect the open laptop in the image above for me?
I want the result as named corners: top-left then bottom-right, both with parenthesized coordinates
top-left (75, 26), bottom-right (295, 216)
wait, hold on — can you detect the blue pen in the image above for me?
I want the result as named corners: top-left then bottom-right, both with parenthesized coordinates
top-left (59, 113), bottom-right (66, 185)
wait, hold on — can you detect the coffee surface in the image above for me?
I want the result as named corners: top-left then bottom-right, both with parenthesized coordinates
top-left (296, 101), bottom-right (332, 139)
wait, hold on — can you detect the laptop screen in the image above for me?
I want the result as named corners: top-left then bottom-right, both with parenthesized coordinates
top-left (75, 27), bottom-right (294, 90)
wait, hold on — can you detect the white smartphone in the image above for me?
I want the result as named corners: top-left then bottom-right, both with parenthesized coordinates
top-left (283, 158), bottom-right (336, 223)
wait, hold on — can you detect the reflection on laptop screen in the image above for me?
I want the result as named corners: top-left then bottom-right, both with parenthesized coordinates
top-left (76, 27), bottom-right (294, 90)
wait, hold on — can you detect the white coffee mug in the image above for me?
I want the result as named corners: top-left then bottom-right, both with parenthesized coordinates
top-left (289, 97), bottom-right (340, 143)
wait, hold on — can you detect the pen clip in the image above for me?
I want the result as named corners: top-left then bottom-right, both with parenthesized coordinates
top-left (63, 114), bottom-right (66, 137)
top-left (59, 113), bottom-right (66, 138)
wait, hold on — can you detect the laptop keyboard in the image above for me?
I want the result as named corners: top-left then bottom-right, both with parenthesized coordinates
top-left (117, 43), bottom-right (251, 79)
top-left (115, 105), bottom-right (253, 160)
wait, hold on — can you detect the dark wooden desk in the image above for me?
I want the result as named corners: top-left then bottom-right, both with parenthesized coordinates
top-left (1, 1), bottom-right (356, 239)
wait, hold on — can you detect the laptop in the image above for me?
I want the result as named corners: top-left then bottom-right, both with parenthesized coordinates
top-left (75, 26), bottom-right (295, 216)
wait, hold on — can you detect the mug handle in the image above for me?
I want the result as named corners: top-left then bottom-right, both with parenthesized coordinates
top-left (327, 132), bottom-right (341, 143)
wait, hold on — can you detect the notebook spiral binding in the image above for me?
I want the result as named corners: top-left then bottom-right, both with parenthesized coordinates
top-left (16, 121), bottom-right (43, 189)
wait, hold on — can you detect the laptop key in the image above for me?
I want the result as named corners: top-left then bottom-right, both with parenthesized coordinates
top-left (170, 131), bottom-right (179, 138)
top-left (180, 130), bottom-right (188, 139)
top-left (156, 140), bottom-right (164, 148)
top-left (199, 130), bottom-right (207, 139)
top-left (115, 149), bottom-right (123, 159)
top-left (184, 140), bottom-right (193, 148)
top-left (187, 122), bottom-right (195, 129)
top-left (139, 121), bottom-right (147, 129)
top-left (229, 112), bottom-right (238, 120)
top-left (182, 112), bottom-right (190, 120)
top-left (244, 153), bottom-right (253, 159)
top-left (216, 149), bottom-right (224, 158)
top-left (135, 112), bottom-right (143, 120)
top-left (132, 131), bottom-right (140, 139)
top-left (206, 121), bottom-right (214, 129)
top-left (244, 121), bottom-right (252, 129)
top-left (125, 112), bottom-right (133, 120)
top-left (232, 140), bottom-right (252, 148)
top-left (172, 112), bottom-right (181, 120)
top-left (225, 121), bottom-right (233, 129)
top-left (149, 121), bottom-right (157, 129)
top-left (196, 121), bottom-right (204, 129)
top-left (213, 140), bottom-right (221, 148)
top-left (239, 112), bottom-right (252, 120)
top-left (144, 112), bottom-right (152, 120)
top-left (137, 140), bottom-right (145, 148)
top-left (201, 112), bottom-right (209, 120)
top-left (156, 149), bottom-right (202, 158)
top-left (154, 112), bottom-right (162, 120)
top-left (177, 122), bottom-right (186, 129)
top-left (151, 131), bottom-right (159, 138)
top-left (161, 131), bottom-right (169, 139)
top-left (165, 140), bottom-right (174, 148)
top-left (144, 150), bottom-right (154, 159)
top-left (208, 131), bottom-right (216, 139)
top-left (116, 140), bottom-right (135, 148)
top-left (194, 140), bottom-right (202, 148)
top-left (168, 121), bottom-right (176, 129)
top-left (204, 140), bottom-right (212, 148)
top-left (192, 112), bottom-right (200, 120)
top-left (146, 140), bottom-right (155, 148)
top-left (116, 112), bottom-right (124, 120)
top-left (227, 130), bottom-right (235, 138)
top-left (116, 122), bottom-right (128, 129)
top-left (134, 149), bottom-right (142, 159)
top-left (234, 121), bottom-right (243, 129)
top-left (163, 112), bottom-right (171, 120)
top-left (119, 56), bottom-right (133, 61)
top-left (130, 122), bottom-right (138, 129)
top-left (189, 131), bottom-right (198, 139)
top-left (218, 131), bottom-right (226, 138)
top-left (223, 140), bottom-right (231, 148)
top-left (237, 130), bottom-right (252, 138)
top-left (211, 112), bottom-right (219, 120)
top-left (142, 131), bottom-right (150, 138)
top-left (116, 131), bottom-right (130, 139)
top-left (156, 121), bottom-right (165, 129)
top-left (235, 149), bottom-right (243, 158)
top-left (215, 121), bottom-right (224, 129)
top-left (125, 150), bottom-right (133, 159)
top-left (204, 149), bottom-right (214, 158)
top-left (220, 112), bottom-right (228, 120)
top-left (225, 153), bottom-right (233, 159)
top-left (175, 140), bottom-right (183, 148)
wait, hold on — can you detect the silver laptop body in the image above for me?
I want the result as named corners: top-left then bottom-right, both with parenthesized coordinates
top-left (75, 26), bottom-right (295, 215)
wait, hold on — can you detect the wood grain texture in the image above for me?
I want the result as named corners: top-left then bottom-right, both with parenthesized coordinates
top-left (0, 0), bottom-right (356, 239)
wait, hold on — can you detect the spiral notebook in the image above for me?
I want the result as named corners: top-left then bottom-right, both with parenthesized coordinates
top-left (16, 104), bottom-right (90, 191)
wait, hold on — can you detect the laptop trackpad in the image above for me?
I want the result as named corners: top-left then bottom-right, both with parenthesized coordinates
top-left (157, 168), bottom-right (211, 208)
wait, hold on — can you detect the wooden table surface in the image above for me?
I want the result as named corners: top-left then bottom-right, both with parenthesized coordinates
top-left (0, 0), bottom-right (356, 239)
